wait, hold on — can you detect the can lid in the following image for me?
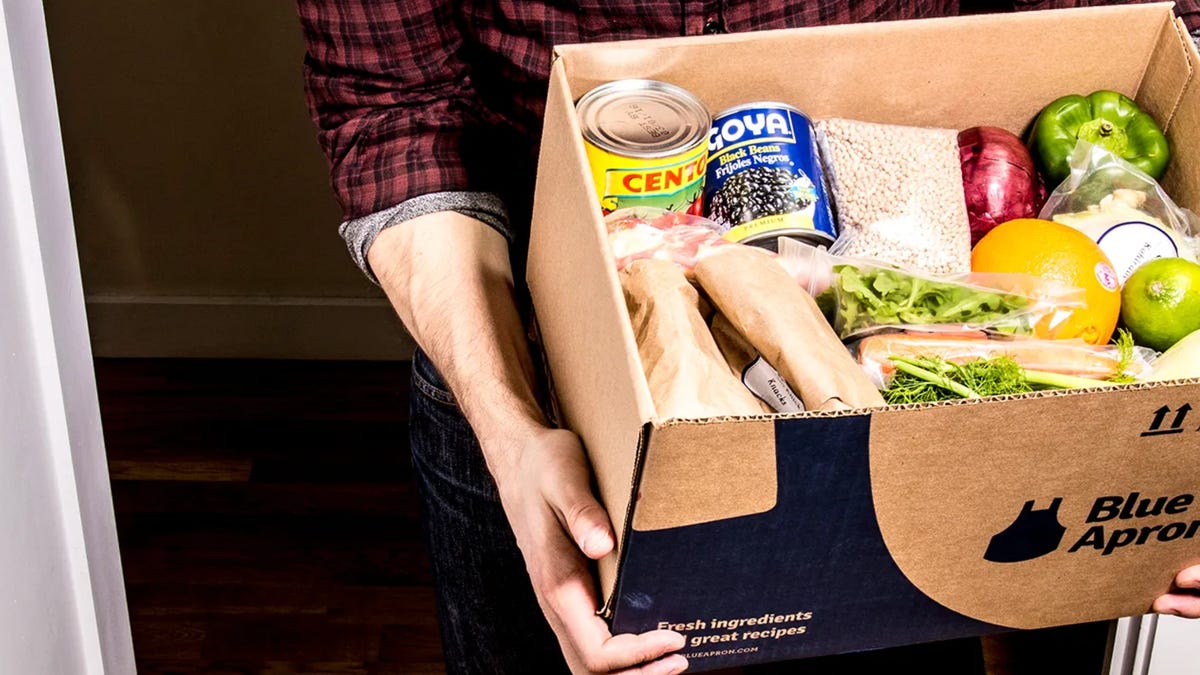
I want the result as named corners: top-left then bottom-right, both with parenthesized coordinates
top-left (714, 101), bottom-right (808, 119)
top-left (577, 80), bottom-right (710, 158)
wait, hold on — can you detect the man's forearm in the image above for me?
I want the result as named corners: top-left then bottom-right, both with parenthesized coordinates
top-left (368, 211), bottom-right (545, 483)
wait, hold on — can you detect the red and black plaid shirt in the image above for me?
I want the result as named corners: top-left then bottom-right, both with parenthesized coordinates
top-left (297, 1), bottom-right (1200, 229)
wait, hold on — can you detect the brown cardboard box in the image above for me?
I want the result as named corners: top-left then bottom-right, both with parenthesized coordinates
top-left (527, 3), bottom-right (1200, 669)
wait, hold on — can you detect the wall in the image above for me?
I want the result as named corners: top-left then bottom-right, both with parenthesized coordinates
top-left (42, 0), bottom-right (412, 360)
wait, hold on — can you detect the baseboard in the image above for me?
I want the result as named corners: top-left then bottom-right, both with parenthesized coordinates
top-left (85, 295), bottom-right (415, 360)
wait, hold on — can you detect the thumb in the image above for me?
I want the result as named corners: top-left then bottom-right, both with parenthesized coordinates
top-left (547, 471), bottom-right (615, 560)
top-left (561, 487), bottom-right (615, 560)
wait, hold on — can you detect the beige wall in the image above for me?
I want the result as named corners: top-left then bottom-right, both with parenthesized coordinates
top-left (44, 0), bottom-right (412, 359)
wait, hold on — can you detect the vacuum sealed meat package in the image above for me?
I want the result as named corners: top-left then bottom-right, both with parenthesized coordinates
top-left (605, 207), bottom-right (730, 273)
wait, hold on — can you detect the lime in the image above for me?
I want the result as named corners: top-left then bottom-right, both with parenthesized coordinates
top-left (1121, 257), bottom-right (1200, 352)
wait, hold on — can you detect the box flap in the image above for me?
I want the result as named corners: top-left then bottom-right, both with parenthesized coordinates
top-left (1136, 13), bottom-right (1195, 133)
top-left (632, 418), bottom-right (778, 532)
top-left (1158, 17), bottom-right (1200, 221)
top-left (528, 59), bottom-right (657, 596)
top-left (869, 383), bottom-right (1200, 629)
top-left (556, 4), bottom-right (1170, 135)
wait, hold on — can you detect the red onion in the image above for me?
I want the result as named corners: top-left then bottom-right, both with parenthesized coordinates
top-left (958, 126), bottom-right (1047, 245)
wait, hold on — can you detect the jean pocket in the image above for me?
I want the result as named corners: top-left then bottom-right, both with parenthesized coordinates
top-left (412, 349), bottom-right (458, 408)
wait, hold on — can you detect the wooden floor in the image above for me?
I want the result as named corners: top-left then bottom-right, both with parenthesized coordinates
top-left (98, 358), bottom-right (444, 675)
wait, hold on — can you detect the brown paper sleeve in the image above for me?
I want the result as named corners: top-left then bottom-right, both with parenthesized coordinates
top-left (621, 259), bottom-right (768, 419)
top-left (694, 247), bottom-right (885, 410)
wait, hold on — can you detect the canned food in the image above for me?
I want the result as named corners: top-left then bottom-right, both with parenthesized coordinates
top-left (577, 80), bottom-right (710, 215)
top-left (705, 102), bottom-right (837, 250)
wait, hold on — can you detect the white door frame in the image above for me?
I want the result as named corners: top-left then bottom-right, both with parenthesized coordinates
top-left (1112, 614), bottom-right (1200, 675)
top-left (0, 0), bottom-right (134, 672)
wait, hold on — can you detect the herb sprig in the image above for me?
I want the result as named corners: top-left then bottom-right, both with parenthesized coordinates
top-left (883, 352), bottom-right (1126, 405)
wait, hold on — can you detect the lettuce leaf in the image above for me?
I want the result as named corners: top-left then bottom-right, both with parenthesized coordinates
top-left (823, 264), bottom-right (1030, 339)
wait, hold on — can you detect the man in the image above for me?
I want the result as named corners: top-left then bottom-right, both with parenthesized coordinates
top-left (294, 2), bottom-right (1200, 673)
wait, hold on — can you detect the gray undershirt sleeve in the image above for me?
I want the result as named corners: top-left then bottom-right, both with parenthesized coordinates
top-left (339, 191), bottom-right (512, 285)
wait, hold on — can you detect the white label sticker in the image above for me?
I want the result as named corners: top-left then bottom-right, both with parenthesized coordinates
top-left (1095, 220), bottom-right (1180, 285)
top-left (742, 357), bottom-right (804, 413)
top-left (1094, 261), bottom-right (1119, 292)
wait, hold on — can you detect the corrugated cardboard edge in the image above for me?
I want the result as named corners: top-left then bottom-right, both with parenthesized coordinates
top-left (1160, 15), bottom-right (1200, 211)
top-left (1136, 12), bottom-right (1195, 132)
top-left (554, 4), bottom-right (1166, 134)
top-left (528, 56), bottom-right (658, 607)
top-left (601, 421), bottom-right (653, 618)
top-left (870, 377), bottom-right (1200, 413)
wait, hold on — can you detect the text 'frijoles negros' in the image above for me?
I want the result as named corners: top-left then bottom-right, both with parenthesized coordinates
top-left (1069, 492), bottom-right (1200, 555)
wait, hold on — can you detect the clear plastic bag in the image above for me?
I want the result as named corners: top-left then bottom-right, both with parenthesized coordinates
top-left (1039, 141), bottom-right (1200, 284)
top-left (604, 207), bottom-right (730, 272)
top-left (777, 237), bottom-right (1085, 341)
top-left (853, 331), bottom-right (1156, 391)
top-left (814, 118), bottom-right (972, 275)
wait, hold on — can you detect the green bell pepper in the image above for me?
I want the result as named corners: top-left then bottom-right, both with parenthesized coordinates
top-left (1029, 90), bottom-right (1169, 187)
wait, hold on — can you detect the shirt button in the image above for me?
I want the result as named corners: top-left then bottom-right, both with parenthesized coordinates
top-left (703, 17), bottom-right (725, 34)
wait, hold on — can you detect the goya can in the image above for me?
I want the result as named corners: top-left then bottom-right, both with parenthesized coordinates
top-left (705, 102), bottom-right (837, 249)
top-left (577, 80), bottom-right (710, 215)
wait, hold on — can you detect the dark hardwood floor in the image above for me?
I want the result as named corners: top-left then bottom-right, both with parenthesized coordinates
top-left (97, 358), bottom-right (444, 675)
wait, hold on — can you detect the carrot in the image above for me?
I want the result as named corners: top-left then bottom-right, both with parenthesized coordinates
top-left (857, 332), bottom-right (1145, 380)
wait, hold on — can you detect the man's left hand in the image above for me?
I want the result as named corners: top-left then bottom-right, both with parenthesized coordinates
top-left (1153, 566), bottom-right (1200, 618)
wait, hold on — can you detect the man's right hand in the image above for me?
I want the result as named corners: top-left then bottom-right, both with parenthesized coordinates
top-left (369, 213), bottom-right (687, 674)
top-left (494, 427), bottom-right (688, 675)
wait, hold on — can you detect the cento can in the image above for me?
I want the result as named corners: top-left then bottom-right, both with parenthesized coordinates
top-left (705, 102), bottom-right (837, 250)
top-left (577, 80), bottom-right (710, 215)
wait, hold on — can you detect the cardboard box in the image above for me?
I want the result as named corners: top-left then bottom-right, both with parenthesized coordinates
top-left (527, 3), bottom-right (1200, 670)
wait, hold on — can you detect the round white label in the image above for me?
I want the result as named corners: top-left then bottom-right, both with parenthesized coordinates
top-left (1095, 220), bottom-right (1180, 285)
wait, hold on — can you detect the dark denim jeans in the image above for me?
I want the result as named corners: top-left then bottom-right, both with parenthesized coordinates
top-left (410, 349), bottom-right (570, 674)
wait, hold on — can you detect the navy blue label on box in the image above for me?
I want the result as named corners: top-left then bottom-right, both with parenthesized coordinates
top-left (609, 415), bottom-right (1001, 670)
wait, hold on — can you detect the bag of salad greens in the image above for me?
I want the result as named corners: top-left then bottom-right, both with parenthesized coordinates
top-left (776, 237), bottom-right (1085, 341)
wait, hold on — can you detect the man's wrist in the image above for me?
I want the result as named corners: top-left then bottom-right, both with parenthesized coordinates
top-left (477, 418), bottom-right (549, 488)
top-left (341, 191), bottom-right (511, 285)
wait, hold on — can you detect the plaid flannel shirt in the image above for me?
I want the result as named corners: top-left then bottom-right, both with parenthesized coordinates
top-left (295, 1), bottom-right (1200, 281)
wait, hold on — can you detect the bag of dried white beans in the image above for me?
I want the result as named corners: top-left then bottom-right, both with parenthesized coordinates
top-left (815, 118), bottom-right (971, 276)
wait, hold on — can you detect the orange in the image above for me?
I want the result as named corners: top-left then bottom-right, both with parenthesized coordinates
top-left (971, 218), bottom-right (1121, 344)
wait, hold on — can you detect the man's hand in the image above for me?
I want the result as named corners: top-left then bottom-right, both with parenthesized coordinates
top-left (1153, 566), bottom-right (1200, 618)
top-left (495, 427), bottom-right (688, 675)
top-left (369, 212), bottom-right (687, 673)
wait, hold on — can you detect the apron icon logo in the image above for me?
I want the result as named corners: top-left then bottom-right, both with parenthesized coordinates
top-left (984, 498), bottom-right (1067, 563)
